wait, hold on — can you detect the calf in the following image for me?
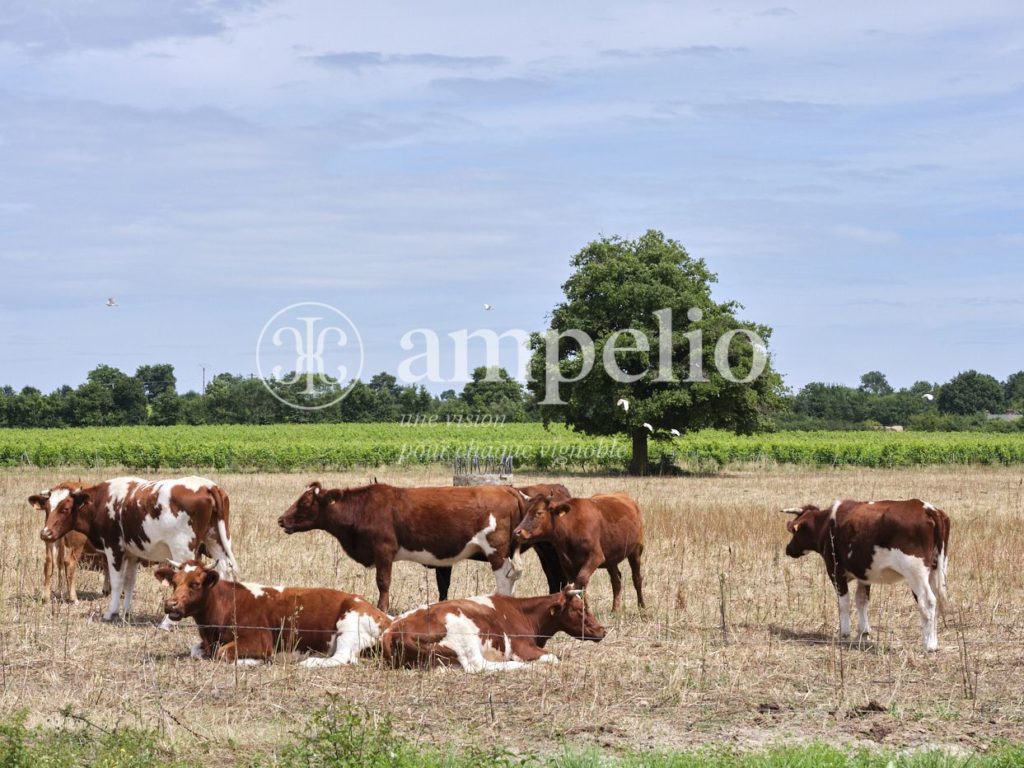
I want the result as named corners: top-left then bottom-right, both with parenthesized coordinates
top-left (38, 476), bottom-right (239, 624)
top-left (279, 481), bottom-right (532, 612)
top-left (512, 492), bottom-right (645, 611)
top-left (381, 590), bottom-right (606, 672)
top-left (155, 561), bottom-right (390, 666)
top-left (28, 482), bottom-right (110, 603)
top-left (783, 498), bottom-right (951, 651)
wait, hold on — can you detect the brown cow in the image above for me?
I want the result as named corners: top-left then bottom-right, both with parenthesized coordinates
top-left (512, 492), bottom-right (645, 611)
top-left (38, 476), bottom-right (239, 624)
top-left (381, 590), bottom-right (606, 671)
top-left (28, 482), bottom-right (110, 603)
top-left (279, 481), bottom-right (538, 612)
top-left (154, 561), bottom-right (390, 666)
top-left (433, 483), bottom-right (572, 601)
top-left (783, 498), bottom-right (950, 651)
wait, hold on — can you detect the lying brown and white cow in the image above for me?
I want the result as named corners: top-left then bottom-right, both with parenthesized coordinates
top-left (38, 476), bottom-right (239, 625)
top-left (783, 498), bottom-right (951, 651)
top-left (381, 590), bottom-right (606, 672)
top-left (28, 482), bottom-right (110, 603)
top-left (278, 481), bottom-right (536, 612)
top-left (512, 492), bottom-right (645, 611)
top-left (155, 561), bottom-right (391, 666)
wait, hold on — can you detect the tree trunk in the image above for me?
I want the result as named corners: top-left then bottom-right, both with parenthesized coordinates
top-left (629, 429), bottom-right (649, 476)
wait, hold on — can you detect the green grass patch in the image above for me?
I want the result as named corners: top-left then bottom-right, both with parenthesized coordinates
top-left (2, 706), bottom-right (1022, 767)
top-left (1, 424), bottom-right (1024, 472)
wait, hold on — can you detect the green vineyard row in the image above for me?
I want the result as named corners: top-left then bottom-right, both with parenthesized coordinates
top-left (2, 424), bottom-right (1024, 472)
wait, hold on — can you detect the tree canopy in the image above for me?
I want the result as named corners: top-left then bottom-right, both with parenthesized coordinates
top-left (527, 230), bottom-right (784, 474)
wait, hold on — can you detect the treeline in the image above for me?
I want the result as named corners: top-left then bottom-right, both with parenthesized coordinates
top-left (779, 370), bottom-right (1024, 431)
top-left (0, 364), bottom-right (537, 428)
top-left (3, 364), bottom-right (1022, 431)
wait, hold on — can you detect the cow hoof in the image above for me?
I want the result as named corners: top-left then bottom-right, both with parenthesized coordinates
top-left (100, 614), bottom-right (118, 623)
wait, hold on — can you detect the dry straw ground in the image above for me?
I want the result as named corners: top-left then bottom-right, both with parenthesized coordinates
top-left (1, 465), bottom-right (1022, 762)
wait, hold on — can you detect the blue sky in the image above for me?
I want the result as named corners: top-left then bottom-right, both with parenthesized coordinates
top-left (1, 0), bottom-right (1022, 394)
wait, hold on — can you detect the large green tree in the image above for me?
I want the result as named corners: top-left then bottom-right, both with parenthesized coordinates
top-left (460, 366), bottom-right (527, 421)
top-left (1005, 370), bottom-right (1024, 411)
top-left (937, 370), bottom-right (1005, 416)
top-left (528, 230), bottom-right (784, 474)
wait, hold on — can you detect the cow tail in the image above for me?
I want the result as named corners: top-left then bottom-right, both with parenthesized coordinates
top-left (211, 486), bottom-right (240, 576)
top-left (925, 506), bottom-right (950, 613)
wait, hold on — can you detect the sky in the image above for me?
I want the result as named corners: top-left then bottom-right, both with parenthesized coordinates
top-left (1, 0), bottom-right (1022, 395)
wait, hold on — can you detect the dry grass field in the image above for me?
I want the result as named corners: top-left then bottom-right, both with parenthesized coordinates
top-left (1, 465), bottom-right (1022, 762)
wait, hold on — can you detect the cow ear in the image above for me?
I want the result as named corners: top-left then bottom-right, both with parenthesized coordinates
top-left (154, 566), bottom-right (176, 586)
top-left (27, 494), bottom-right (48, 511)
top-left (307, 481), bottom-right (322, 495)
top-left (552, 502), bottom-right (571, 517)
top-left (202, 570), bottom-right (220, 589)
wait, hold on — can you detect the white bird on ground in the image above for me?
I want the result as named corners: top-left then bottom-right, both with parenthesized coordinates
top-left (616, 398), bottom-right (629, 412)
top-left (105, 297), bottom-right (118, 307)
top-left (483, 303), bottom-right (493, 311)
top-left (922, 393), bottom-right (935, 401)
top-left (670, 428), bottom-right (681, 436)
top-left (642, 422), bottom-right (654, 433)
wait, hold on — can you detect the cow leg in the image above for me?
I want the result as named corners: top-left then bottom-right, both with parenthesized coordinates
top-left (374, 558), bottom-right (394, 613)
top-left (301, 610), bottom-right (384, 668)
top-left (534, 543), bottom-right (566, 594)
top-left (451, 634), bottom-right (524, 673)
top-left (43, 542), bottom-right (56, 601)
top-left (102, 568), bottom-right (111, 596)
top-left (628, 550), bottom-right (645, 609)
top-left (905, 564), bottom-right (939, 652)
top-left (572, 551), bottom-right (605, 595)
top-left (63, 548), bottom-right (79, 605)
top-left (855, 582), bottom-right (871, 637)
top-left (607, 562), bottom-right (623, 612)
top-left (836, 581), bottom-right (851, 638)
top-left (102, 560), bottom-right (126, 622)
top-left (214, 635), bottom-right (272, 666)
top-left (435, 567), bottom-right (452, 602)
top-left (120, 557), bottom-right (141, 621)
top-left (510, 638), bottom-right (558, 665)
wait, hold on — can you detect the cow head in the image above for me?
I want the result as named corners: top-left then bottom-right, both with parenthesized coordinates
top-left (512, 494), bottom-right (568, 543)
top-left (782, 505), bottom-right (829, 558)
top-left (154, 560), bottom-right (219, 620)
top-left (37, 486), bottom-right (90, 543)
top-left (549, 589), bottom-right (606, 642)
top-left (278, 481), bottom-right (329, 534)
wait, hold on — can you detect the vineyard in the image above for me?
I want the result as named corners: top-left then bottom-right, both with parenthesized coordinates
top-left (1, 423), bottom-right (1024, 471)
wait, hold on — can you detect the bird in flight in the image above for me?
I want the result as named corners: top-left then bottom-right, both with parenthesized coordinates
top-left (642, 422), bottom-right (654, 433)
top-left (616, 398), bottom-right (629, 412)
top-left (922, 393), bottom-right (934, 401)
top-left (483, 303), bottom-right (493, 311)
top-left (105, 297), bottom-right (118, 308)
top-left (670, 428), bottom-right (681, 436)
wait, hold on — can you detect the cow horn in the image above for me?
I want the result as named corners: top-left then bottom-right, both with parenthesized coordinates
top-left (565, 588), bottom-right (585, 597)
top-left (166, 559), bottom-right (182, 568)
top-left (518, 490), bottom-right (530, 500)
top-left (781, 507), bottom-right (804, 515)
top-left (38, 489), bottom-right (51, 498)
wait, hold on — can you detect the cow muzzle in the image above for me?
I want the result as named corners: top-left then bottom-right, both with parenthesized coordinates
top-left (277, 517), bottom-right (294, 534)
top-left (512, 528), bottom-right (530, 543)
top-left (164, 603), bottom-right (185, 621)
top-left (39, 527), bottom-right (55, 543)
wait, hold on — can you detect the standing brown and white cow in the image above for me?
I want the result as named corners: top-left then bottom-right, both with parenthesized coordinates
top-left (28, 482), bottom-right (110, 603)
top-left (38, 476), bottom-right (239, 624)
top-left (278, 481), bottom-right (531, 612)
top-left (512, 492), bottom-right (645, 611)
top-left (155, 561), bottom-right (390, 667)
top-left (381, 590), bottom-right (606, 672)
top-left (783, 498), bottom-right (950, 651)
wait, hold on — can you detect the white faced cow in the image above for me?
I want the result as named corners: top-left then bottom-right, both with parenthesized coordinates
top-left (39, 476), bottom-right (239, 625)
top-left (783, 498), bottom-right (950, 651)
